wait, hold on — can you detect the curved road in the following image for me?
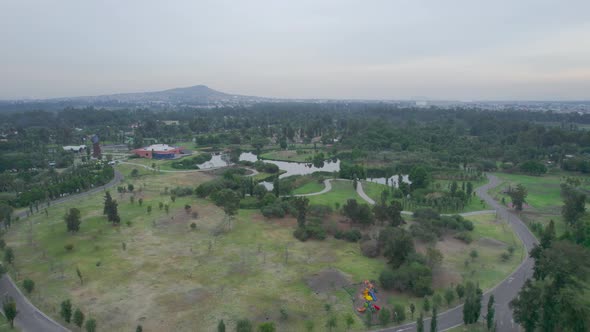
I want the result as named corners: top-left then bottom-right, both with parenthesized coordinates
top-left (374, 174), bottom-right (537, 332)
top-left (3, 170), bottom-right (123, 332)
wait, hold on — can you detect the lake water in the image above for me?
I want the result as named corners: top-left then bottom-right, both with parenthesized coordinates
top-left (196, 153), bottom-right (231, 169)
top-left (366, 175), bottom-right (411, 187)
top-left (239, 152), bottom-right (340, 179)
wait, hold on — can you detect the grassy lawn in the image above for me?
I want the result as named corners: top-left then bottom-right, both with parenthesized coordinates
top-left (292, 181), bottom-right (325, 195)
top-left (489, 171), bottom-right (581, 236)
top-left (491, 172), bottom-right (563, 210)
top-left (0, 316), bottom-right (16, 332)
top-left (361, 181), bottom-right (387, 203)
top-left (308, 180), bottom-right (360, 208)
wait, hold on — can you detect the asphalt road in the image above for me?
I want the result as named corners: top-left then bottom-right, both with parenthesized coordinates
top-left (374, 174), bottom-right (538, 332)
top-left (2, 170), bottom-right (123, 332)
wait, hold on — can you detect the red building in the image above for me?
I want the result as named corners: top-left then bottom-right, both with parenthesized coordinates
top-left (132, 144), bottom-right (184, 159)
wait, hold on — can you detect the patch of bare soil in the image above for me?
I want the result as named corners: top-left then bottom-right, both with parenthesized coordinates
top-left (432, 266), bottom-right (462, 289)
top-left (305, 268), bottom-right (352, 293)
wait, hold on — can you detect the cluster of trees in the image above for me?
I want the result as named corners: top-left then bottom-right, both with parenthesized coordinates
top-left (410, 209), bottom-right (474, 243)
top-left (60, 299), bottom-right (97, 331)
top-left (378, 227), bottom-right (434, 296)
top-left (511, 227), bottom-right (590, 331)
top-left (1, 164), bottom-right (114, 208)
top-left (103, 192), bottom-right (120, 225)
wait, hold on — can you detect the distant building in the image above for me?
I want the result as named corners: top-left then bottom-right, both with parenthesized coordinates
top-left (132, 144), bottom-right (184, 159)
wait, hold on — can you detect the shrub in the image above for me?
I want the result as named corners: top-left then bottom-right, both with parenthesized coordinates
top-left (500, 252), bottom-right (511, 262)
top-left (22, 279), bottom-right (35, 294)
top-left (393, 304), bottom-right (406, 322)
top-left (413, 208), bottom-right (440, 220)
top-left (64, 244), bottom-right (74, 251)
top-left (190, 222), bottom-right (197, 230)
top-left (454, 231), bottom-right (473, 244)
top-left (341, 229), bottom-right (362, 242)
top-left (309, 204), bottom-right (333, 217)
top-left (0, 239), bottom-right (5, 249)
top-left (171, 186), bottom-right (194, 197)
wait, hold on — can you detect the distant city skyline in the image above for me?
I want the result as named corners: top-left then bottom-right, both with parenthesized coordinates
top-left (1, 0), bottom-right (589, 101)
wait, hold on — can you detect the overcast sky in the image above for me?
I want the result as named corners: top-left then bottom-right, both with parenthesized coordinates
top-left (1, 0), bottom-right (589, 100)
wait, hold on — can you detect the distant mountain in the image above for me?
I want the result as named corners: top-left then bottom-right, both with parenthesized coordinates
top-left (0, 85), bottom-right (269, 111)
top-left (52, 85), bottom-right (262, 105)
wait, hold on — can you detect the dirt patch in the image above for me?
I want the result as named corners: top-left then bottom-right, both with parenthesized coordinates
top-left (156, 288), bottom-right (211, 311)
top-left (477, 237), bottom-right (508, 248)
top-left (305, 268), bottom-right (352, 293)
top-left (432, 266), bottom-right (462, 288)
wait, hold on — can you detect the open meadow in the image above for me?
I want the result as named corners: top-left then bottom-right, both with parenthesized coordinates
top-left (4, 165), bottom-right (525, 331)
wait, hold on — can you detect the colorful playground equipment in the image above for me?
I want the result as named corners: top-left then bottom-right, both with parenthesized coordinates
top-left (357, 280), bottom-right (380, 313)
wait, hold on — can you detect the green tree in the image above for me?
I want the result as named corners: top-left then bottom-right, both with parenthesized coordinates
top-left (73, 308), bottom-right (85, 329)
top-left (236, 319), bottom-right (253, 332)
top-left (64, 207), bottom-right (81, 232)
top-left (561, 185), bottom-right (586, 228)
top-left (85, 318), bottom-right (97, 332)
top-left (486, 295), bottom-right (495, 331)
top-left (136, 325), bottom-right (143, 332)
top-left (381, 227), bottom-right (415, 268)
top-left (456, 284), bottom-right (465, 299)
top-left (409, 166), bottom-right (429, 190)
top-left (293, 197), bottom-right (310, 228)
top-left (379, 308), bottom-right (391, 326)
top-left (60, 299), bottom-right (72, 323)
top-left (462, 281), bottom-right (482, 325)
top-left (4, 247), bottom-right (14, 265)
top-left (218, 319), bottom-right (226, 332)
top-left (22, 279), bottom-right (35, 294)
top-left (433, 293), bottom-right (443, 309)
top-left (422, 297), bottom-right (430, 313)
top-left (305, 320), bottom-right (314, 332)
top-left (444, 287), bottom-right (455, 306)
top-left (410, 303), bottom-right (416, 319)
top-left (272, 176), bottom-right (281, 197)
top-left (2, 297), bottom-right (17, 328)
top-left (416, 313), bottom-right (424, 332)
top-left (393, 304), bottom-right (406, 323)
top-left (507, 184), bottom-right (527, 211)
top-left (257, 322), bottom-right (275, 332)
top-left (431, 306), bottom-right (438, 332)
top-left (103, 192), bottom-right (120, 225)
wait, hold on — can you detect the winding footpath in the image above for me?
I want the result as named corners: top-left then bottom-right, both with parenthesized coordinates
top-left (3, 171), bottom-right (536, 332)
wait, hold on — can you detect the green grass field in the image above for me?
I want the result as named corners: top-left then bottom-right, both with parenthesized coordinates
top-left (308, 180), bottom-right (360, 207)
top-left (489, 171), bottom-right (581, 236)
top-left (4, 165), bottom-right (526, 331)
top-left (292, 181), bottom-right (325, 195)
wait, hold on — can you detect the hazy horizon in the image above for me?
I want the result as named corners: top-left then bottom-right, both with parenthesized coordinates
top-left (1, 0), bottom-right (589, 101)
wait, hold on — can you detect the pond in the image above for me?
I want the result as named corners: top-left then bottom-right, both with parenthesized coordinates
top-left (366, 175), bottom-right (411, 187)
top-left (196, 153), bottom-right (231, 169)
top-left (239, 152), bottom-right (340, 179)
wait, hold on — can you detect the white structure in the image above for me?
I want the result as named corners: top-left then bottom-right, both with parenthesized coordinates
top-left (63, 145), bottom-right (87, 152)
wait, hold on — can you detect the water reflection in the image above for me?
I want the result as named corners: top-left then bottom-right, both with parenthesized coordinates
top-left (366, 175), bottom-right (411, 187)
top-left (238, 152), bottom-right (340, 179)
